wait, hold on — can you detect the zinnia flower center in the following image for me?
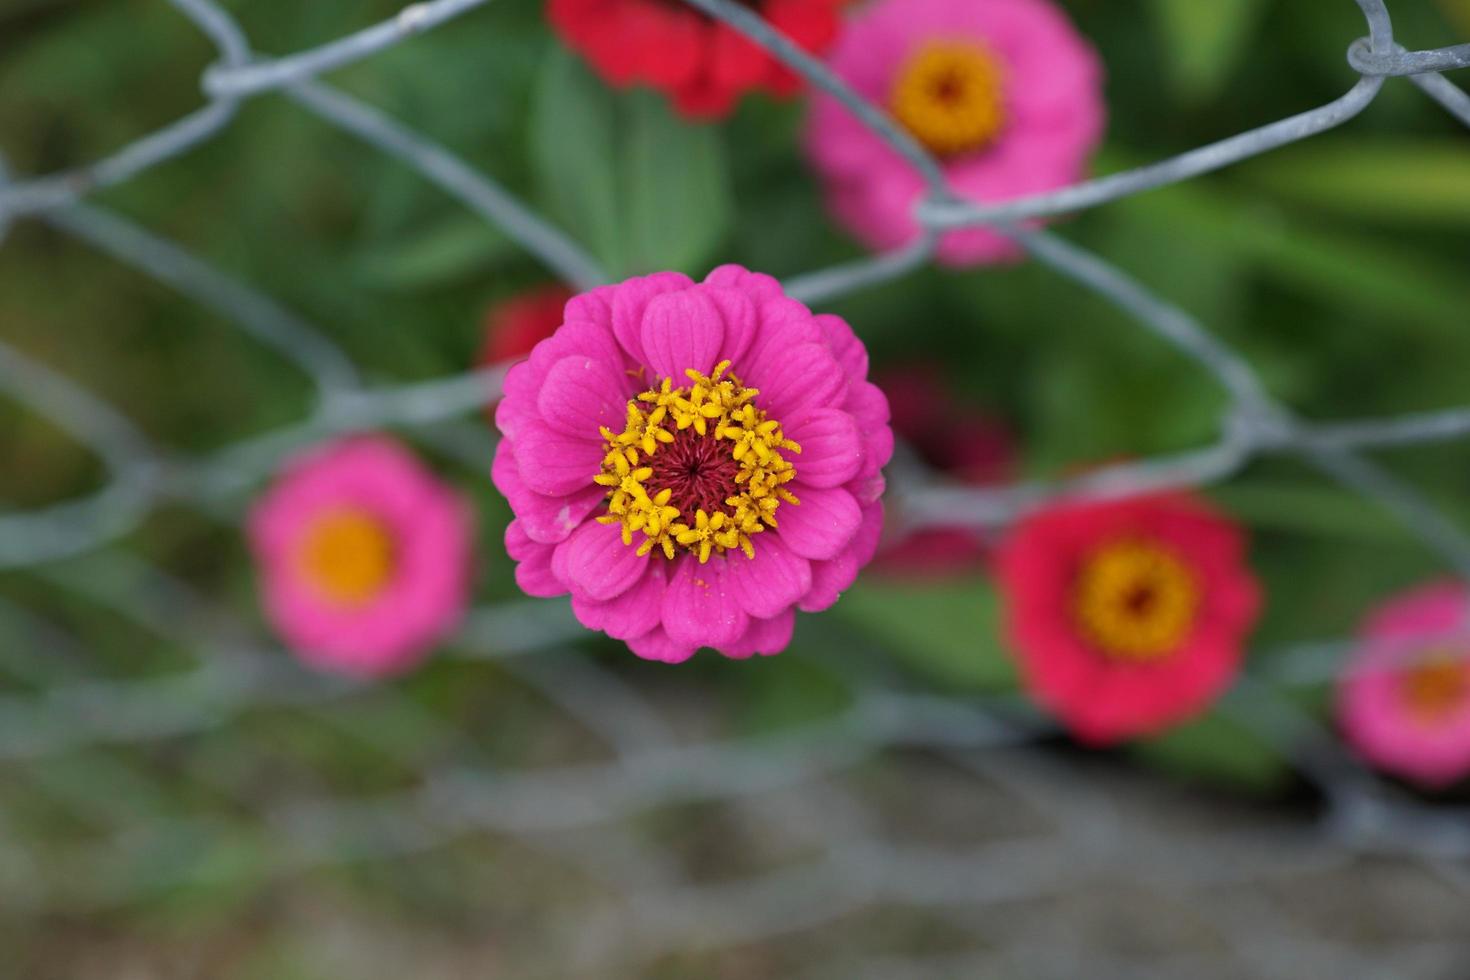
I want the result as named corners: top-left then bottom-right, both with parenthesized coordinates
top-left (890, 40), bottom-right (1006, 158)
top-left (1398, 653), bottom-right (1470, 725)
top-left (1072, 539), bottom-right (1199, 662)
top-left (595, 360), bottom-right (801, 562)
top-left (295, 509), bottom-right (396, 606)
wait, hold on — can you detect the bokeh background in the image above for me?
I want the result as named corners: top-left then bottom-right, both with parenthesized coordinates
top-left (3, 0), bottom-right (1470, 976)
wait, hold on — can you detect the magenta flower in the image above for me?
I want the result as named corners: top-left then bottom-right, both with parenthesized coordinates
top-left (1338, 582), bottom-right (1470, 789)
top-left (248, 435), bottom-right (474, 677)
top-left (493, 265), bottom-right (892, 663)
top-left (804, 0), bottom-right (1106, 266)
top-left (997, 494), bottom-right (1260, 745)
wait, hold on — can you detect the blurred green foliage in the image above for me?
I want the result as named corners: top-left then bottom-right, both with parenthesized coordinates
top-left (1, 0), bottom-right (1469, 812)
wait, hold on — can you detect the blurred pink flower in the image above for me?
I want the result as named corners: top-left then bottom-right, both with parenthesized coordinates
top-left (493, 265), bottom-right (893, 663)
top-left (248, 436), bottom-right (474, 677)
top-left (997, 494), bottom-right (1260, 744)
top-left (804, 0), bottom-right (1105, 266)
top-left (1338, 582), bottom-right (1470, 789)
top-left (874, 363), bottom-right (1015, 576)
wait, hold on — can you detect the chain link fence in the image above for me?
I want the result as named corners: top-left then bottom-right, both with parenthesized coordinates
top-left (3, 0), bottom-right (1470, 974)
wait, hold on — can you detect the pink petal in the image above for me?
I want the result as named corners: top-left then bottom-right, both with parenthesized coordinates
top-left (513, 420), bottom-right (604, 497)
top-left (495, 360), bottom-right (539, 441)
top-left (572, 558), bottom-right (668, 639)
top-left (641, 289), bottom-right (725, 380)
top-left (845, 380), bottom-right (894, 486)
top-left (719, 608), bottom-right (796, 659)
top-left (817, 313), bottom-right (868, 383)
top-left (844, 378), bottom-right (891, 431)
top-left (703, 286), bottom-right (758, 366)
top-left (611, 271), bottom-right (694, 366)
top-left (662, 555), bottom-right (749, 649)
top-left (826, 168), bottom-right (927, 257)
top-left (534, 319), bottom-right (627, 373)
top-left (703, 264), bottom-right (784, 303)
top-left (724, 534), bottom-right (812, 619)
top-left (627, 626), bottom-right (698, 664)
top-left (852, 472), bottom-right (887, 508)
top-left (801, 502), bottom-right (884, 612)
top-left (492, 439), bottom-right (602, 544)
top-left (740, 297), bottom-right (824, 374)
top-left (506, 521), bottom-right (565, 598)
top-left (556, 519), bottom-right (650, 601)
top-left (787, 408), bottom-right (864, 489)
top-left (564, 283), bottom-right (615, 328)
top-left (740, 342), bottom-right (845, 421)
top-left (776, 485), bottom-right (862, 561)
top-left (537, 354), bottom-right (633, 437)
top-left (856, 428), bottom-right (894, 495)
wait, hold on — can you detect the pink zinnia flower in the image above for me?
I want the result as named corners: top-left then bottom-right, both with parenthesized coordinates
top-left (1337, 582), bottom-right (1470, 789)
top-left (996, 494), bottom-right (1260, 744)
top-left (875, 363), bottom-right (1015, 576)
top-left (804, 0), bottom-right (1106, 266)
top-left (248, 436), bottom-right (474, 677)
top-left (493, 265), bottom-right (892, 663)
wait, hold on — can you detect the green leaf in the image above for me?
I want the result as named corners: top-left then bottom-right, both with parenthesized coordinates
top-left (1211, 481), bottom-right (1417, 543)
top-left (835, 576), bottom-right (1016, 691)
top-left (1111, 178), bottom-right (1470, 344)
top-left (1132, 709), bottom-right (1291, 794)
top-left (733, 651), bottom-right (853, 735)
top-left (531, 49), bottom-right (624, 271)
top-left (620, 90), bottom-right (733, 276)
top-left (1149, 0), bottom-right (1267, 104)
top-left (1435, 0), bottom-right (1470, 36)
top-left (355, 215), bottom-right (515, 290)
top-left (531, 50), bottom-right (731, 277)
top-left (1238, 139), bottom-right (1470, 227)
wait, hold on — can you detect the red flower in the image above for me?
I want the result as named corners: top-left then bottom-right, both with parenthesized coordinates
top-left (479, 284), bottom-right (575, 366)
top-left (478, 284), bottom-right (573, 421)
top-left (547, 0), bottom-right (844, 119)
top-left (875, 364), bottom-right (1015, 576)
top-left (996, 494), bottom-right (1261, 744)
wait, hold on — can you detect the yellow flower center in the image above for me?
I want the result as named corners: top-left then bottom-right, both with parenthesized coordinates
top-left (1398, 652), bottom-right (1469, 725)
top-left (890, 40), bottom-right (1007, 158)
top-left (295, 509), bottom-right (396, 606)
top-left (594, 360), bottom-right (801, 563)
top-left (1072, 539), bottom-right (1200, 662)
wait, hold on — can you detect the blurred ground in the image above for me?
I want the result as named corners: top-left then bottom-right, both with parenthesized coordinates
top-left (6, 655), bottom-right (1469, 980)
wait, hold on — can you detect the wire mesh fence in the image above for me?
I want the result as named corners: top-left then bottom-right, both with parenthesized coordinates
top-left (3, 0), bottom-right (1470, 973)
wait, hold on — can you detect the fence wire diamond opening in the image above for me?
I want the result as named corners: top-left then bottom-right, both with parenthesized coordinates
top-left (3, 0), bottom-right (1470, 974)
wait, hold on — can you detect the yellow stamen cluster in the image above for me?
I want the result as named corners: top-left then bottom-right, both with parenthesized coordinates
top-left (296, 509), bottom-right (396, 606)
top-left (890, 40), bottom-right (1007, 158)
top-left (1399, 652), bottom-right (1470, 725)
top-left (1072, 539), bottom-right (1200, 662)
top-left (593, 360), bottom-right (801, 563)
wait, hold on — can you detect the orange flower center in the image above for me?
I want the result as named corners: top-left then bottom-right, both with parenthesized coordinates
top-left (1398, 652), bottom-right (1470, 725)
top-left (1072, 539), bottom-right (1200, 662)
top-left (890, 40), bottom-right (1006, 158)
top-left (295, 509), bottom-right (396, 606)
